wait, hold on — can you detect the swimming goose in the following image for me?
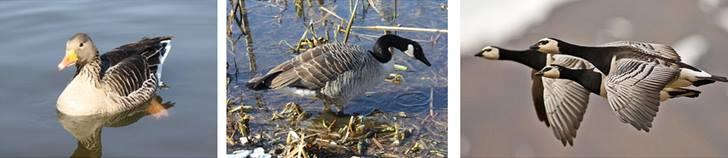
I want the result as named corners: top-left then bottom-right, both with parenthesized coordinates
top-left (474, 46), bottom-right (594, 146)
top-left (529, 38), bottom-right (724, 131)
top-left (57, 33), bottom-right (172, 116)
top-left (246, 34), bottom-right (431, 112)
top-left (536, 65), bottom-right (701, 101)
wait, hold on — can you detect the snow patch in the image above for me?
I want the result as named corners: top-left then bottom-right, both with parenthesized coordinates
top-left (672, 35), bottom-right (709, 65)
top-left (461, 0), bottom-right (576, 56)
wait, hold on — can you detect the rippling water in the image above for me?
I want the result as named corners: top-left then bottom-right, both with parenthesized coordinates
top-left (227, 0), bottom-right (448, 113)
top-left (0, 1), bottom-right (216, 156)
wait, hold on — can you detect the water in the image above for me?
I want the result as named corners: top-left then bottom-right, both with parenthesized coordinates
top-left (0, 1), bottom-right (216, 156)
top-left (226, 0), bottom-right (448, 155)
top-left (227, 0), bottom-right (448, 114)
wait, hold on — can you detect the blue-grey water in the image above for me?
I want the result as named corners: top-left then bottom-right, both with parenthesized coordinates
top-left (0, 1), bottom-right (216, 157)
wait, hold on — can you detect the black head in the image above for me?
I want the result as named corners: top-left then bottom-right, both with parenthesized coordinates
top-left (371, 34), bottom-right (431, 66)
top-left (58, 33), bottom-right (99, 71)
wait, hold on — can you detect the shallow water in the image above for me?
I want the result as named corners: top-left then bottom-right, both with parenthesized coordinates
top-left (227, 0), bottom-right (448, 114)
top-left (0, 1), bottom-right (216, 156)
top-left (226, 0), bottom-right (448, 155)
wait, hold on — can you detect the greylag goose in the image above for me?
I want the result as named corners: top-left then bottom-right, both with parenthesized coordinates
top-left (57, 33), bottom-right (171, 116)
top-left (474, 46), bottom-right (594, 146)
top-left (246, 34), bottom-right (431, 113)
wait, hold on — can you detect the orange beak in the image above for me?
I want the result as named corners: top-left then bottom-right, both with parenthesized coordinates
top-left (57, 50), bottom-right (78, 71)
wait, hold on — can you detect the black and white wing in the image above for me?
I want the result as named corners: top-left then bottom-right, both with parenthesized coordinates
top-left (605, 58), bottom-right (679, 132)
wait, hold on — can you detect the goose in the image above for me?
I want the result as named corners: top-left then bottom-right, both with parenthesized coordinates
top-left (57, 33), bottom-right (172, 116)
top-left (536, 65), bottom-right (701, 102)
top-left (246, 34), bottom-right (431, 113)
top-left (530, 38), bottom-right (726, 131)
top-left (474, 46), bottom-right (595, 146)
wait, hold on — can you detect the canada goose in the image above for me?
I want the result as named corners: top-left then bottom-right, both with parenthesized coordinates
top-left (474, 46), bottom-right (595, 146)
top-left (536, 65), bottom-right (701, 101)
top-left (246, 34), bottom-right (431, 113)
top-left (57, 33), bottom-right (172, 116)
top-left (529, 38), bottom-right (718, 131)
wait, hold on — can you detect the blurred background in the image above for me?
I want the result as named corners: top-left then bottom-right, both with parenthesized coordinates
top-left (461, 0), bottom-right (728, 157)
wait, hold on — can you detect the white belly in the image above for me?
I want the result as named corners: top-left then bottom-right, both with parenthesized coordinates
top-left (57, 77), bottom-right (110, 116)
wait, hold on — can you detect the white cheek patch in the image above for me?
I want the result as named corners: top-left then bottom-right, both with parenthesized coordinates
top-left (404, 44), bottom-right (415, 57)
top-left (484, 48), bottom-right (499, 59)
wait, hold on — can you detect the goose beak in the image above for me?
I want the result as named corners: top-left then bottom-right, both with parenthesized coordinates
top-left (534, 71), bottom-right (544, 76)
top-left (474, 51), bottom-right (484, 57)
top-left (58, 50), bottom-right (78, 71)
top-left (529, 44), bottom-right (540, 50)
top-left (418, 56), bottom-right (432, 67)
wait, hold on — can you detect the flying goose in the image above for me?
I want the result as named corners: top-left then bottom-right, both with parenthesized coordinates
top-left (530, 38), bottom-right (726, 131)
top-left (536, 65), bottom-right (701, 101)
top-left (246, 34), bottom-right (431, 113)
top-left (474, 46), bottom-right (595, 146)
top-left (57, 33), bottom-right (172, 116)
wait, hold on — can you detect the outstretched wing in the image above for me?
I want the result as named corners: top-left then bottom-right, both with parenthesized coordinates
top-left (605, 58), bottom-right (679, 132)
top-left (541, 55), bottom-right (593, 146)
top-left (604, 41), bottom-right (681, 61)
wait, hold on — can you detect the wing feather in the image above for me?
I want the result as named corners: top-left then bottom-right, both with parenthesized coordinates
top-left (606, 58), bottom-right (679, 132)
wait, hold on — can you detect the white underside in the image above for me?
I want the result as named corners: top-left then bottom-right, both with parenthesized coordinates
top-left (666, 68), bottom-right (711, 88)
top-left (279, 87), bottom-right (317, 98)
top-left (57, 77), bottom-right (111, 116)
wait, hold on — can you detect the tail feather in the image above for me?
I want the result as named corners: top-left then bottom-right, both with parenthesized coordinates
top-left (694, 75), bottom-right (727, 86)
top-left (246, 71), bottom-right (282, 90)
top-left (666, 88), bottom-right (701, 98)
top-left (152, 40), bottom-right (171, 86)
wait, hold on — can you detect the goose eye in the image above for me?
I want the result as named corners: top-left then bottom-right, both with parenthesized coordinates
top-left (483, 48), bottom-right (492, 52)
top-left (539, 40), bottom-right (549, 45)
top-left (543, 67), bottom-right (552, 71)
top-left (79, 42), bottom-right (84, 47)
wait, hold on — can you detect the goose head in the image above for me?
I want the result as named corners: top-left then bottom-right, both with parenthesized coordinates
top-left (530, 38), bottom-right (562, 54)
top-left (371, 34), bottom-right (431, 66)
top-left (474, 46), bottom-right (500, 60)
top-left (535, 65), bottom-right (564, 78)
top-left (58, 33), bottom-right (99, 71)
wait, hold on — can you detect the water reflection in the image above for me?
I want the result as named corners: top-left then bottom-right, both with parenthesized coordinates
top-left (58, 96), bottom-right (173, 158)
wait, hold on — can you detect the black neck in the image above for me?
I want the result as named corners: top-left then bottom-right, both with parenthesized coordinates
top-left (560, 68), bottom-right (602, 95)
top-left (499, 49), bottom-right (547, 70)
top-left (559, 42), bottom-right (621, 75)
top-left (371, 35), bottom-right (412, 63)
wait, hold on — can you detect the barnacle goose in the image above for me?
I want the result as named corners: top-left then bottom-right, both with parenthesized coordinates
top-left (474, 46), bottom-right (595, 146)
top-left (531, 38), bottom-right (726, 131)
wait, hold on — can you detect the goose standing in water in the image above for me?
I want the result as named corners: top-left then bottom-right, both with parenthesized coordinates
top-left (57, 33), bottom-right (172, 116)
top-left (530, 38), bottom-right (727, 131)
top-left (474, 46), bottom-right (594, 146)
top-left (247, 34), bottom-right (431, 113)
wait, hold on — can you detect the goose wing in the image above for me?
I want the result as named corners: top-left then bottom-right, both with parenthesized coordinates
top-left (101, 36), bottom-right (172, 74)
top-left (530, 70), bottom-right (549, 127)
top-left (101, 55), bottom-right (157, 107)
top-left (604, 41), bottom-right (681, 61)
top-left (268, 43), bottom-right (365, 90)
top-left (605, 58), bottom-right (679, 132)
top-left (540, 55), bottom-right (593, 146)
